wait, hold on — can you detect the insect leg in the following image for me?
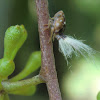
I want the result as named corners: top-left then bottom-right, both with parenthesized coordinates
top-left (48, 27), bottom-right (54, 43)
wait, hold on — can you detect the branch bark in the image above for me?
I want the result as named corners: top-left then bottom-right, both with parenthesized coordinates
top-left (35, 0), bottom-right (62, 100)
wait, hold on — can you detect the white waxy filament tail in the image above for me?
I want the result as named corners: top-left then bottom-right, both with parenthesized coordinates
top-left (56, 35), bottom-right (95, 63)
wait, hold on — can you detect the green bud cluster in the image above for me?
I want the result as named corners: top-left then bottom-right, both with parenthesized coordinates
top-left (0, 25), bottom-right (42, 97)
top-left (0, 25), bottom-right (27, 79)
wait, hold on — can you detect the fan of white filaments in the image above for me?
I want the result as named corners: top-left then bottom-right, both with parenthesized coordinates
top-left (57, 35), bottom-right (95, 63)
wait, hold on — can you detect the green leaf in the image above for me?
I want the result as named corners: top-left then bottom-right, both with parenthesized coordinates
top-left (97, 91), bottom-right (100, 100)
top-left (10, 51), bottom-right (41, 81)
top-left (4, 25), bottom-right (27, 60)
top-left (9, 86), bottom-right (36, 96)
top-left (0, 58), bottom-right (15, 78)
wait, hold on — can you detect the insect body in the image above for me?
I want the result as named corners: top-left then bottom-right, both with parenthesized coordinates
top-left (49, 11), bottom-right (95, 65)
top-left (50, 10), bottom-right (66, 41)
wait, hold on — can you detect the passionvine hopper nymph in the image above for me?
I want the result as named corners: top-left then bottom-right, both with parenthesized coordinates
top-left (46, 11), bottom-right (95, 64)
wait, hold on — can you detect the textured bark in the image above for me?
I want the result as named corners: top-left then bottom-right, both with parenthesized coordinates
top-left (35, 0), bottom-right (62, 100)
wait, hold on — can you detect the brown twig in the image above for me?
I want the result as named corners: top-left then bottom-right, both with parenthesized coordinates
top-left (35, 0), bottom-right (62, 100)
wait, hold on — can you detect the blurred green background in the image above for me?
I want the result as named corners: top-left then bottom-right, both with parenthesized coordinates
top-left (0, 0), bottom-right (100, 100)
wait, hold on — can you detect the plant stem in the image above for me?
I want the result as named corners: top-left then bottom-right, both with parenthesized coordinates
top-left (35, 0), bottom-right (62, 100)
top-left (2, 75), bottom-right (44, 92)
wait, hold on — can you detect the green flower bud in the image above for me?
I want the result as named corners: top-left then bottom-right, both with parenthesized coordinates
top-left (4, 25), bottom-right (27, 60)
top-left (10, 51), bottom-right (41, 81)
top-left (0, 58), bottom-right (15, 78)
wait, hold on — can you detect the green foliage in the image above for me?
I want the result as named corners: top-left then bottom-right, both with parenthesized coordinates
top-left (97, 92), bottom-right (100, 100)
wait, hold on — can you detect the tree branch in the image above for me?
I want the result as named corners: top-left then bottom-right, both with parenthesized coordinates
top-left (35, 0), bottom-right (62, 100)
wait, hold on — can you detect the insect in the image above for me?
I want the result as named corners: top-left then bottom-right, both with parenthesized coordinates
top-left (50, 10), bottom-right (66, 41)
top-left (47, 11), bottom-right (95, 64)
